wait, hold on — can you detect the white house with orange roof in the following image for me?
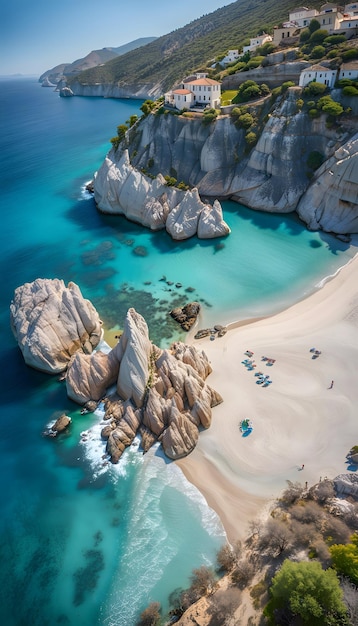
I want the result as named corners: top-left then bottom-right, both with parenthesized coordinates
top-left (165, 73), bottom-right (221, 110)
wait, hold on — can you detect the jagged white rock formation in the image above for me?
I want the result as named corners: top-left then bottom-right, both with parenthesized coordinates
top-left (66, 348), bottom-right (120, 404)
top-left (297, 133), bottom-right (358, 234)
top-left (64, 306), bottom-right (223, 461)
top-left (10, 278), bottom-right (102, 373)
top-left (115, 307), bottom-right (153, 407)
top-left (11, 279), bottom-right (223, 461)
top-left (93, 150), bottom-right (230, 240)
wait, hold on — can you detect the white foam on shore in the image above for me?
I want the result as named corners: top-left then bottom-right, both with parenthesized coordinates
top-left (79, 403), bottom-right (226, 540)
top-left (78, 180), bottom-right (93, 201)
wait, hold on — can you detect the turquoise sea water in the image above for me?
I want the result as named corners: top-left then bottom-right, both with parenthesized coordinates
top-left (0, 77), bottom-right (356, 625)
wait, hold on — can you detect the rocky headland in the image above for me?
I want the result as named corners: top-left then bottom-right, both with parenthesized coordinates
top-left (10, 279), bottom-right (223, 461)
top-left (92, 87), bottom-right (357, 237)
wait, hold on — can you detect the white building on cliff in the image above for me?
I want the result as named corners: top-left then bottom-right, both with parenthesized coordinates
top-left (242, 33), bottom-right (272, 53)
top-left (165, 73), bottom-right (221, 110)
top-left (299, 64), bottom-right (338, 87)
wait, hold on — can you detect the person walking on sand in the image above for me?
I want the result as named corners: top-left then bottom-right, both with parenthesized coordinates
top-left (301, 464), bottom-right (304, 470)
top-left (329, 380), bottom-right (334, 389)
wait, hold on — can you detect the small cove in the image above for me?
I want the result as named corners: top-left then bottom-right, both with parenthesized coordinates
top-left (0, 77), bottom-right (356, 625)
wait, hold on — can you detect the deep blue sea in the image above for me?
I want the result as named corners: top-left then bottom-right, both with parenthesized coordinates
top-left (0, 77), bottom-right (356, 626)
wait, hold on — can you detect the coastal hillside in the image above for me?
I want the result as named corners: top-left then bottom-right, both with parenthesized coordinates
top-left (67, 0), bottom-right (322, 97)
top-left (39, 37), bottom-right (156, 86)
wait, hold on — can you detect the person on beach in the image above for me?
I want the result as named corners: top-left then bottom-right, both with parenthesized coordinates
top-left (329, 380), bottom-right (334, 389)
top-left (301, 464), bottom-right (304, 470)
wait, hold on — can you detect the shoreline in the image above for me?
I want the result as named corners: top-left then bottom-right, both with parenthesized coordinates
top-left (178, 249), bottom-right (358, 543)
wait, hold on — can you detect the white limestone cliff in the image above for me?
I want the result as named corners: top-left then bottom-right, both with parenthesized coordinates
top-left (93, 88), bottom-right (357, 235)
top-left (10, 278), bottom-right (102, 373)
top-left (297, 133), bottom-right (358, 234)
top-left (93, 150), bottom-right (230, 240)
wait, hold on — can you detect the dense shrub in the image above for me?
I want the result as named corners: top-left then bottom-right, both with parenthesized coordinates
top-left (300, 28), bottom-right (310, 43)
top-left (304, 82), bottom-right (327, 96)
top-left (238, 112), bottom-right (255, 128)
top-left (245, 131), bottom-right (257, 145)
top-left (202, 108), bottom-right (218, 124)
top-left (317, 95), bottom-right (344, 117)
top-left (324, 34), bottom-right (346, 45)
top-left (256, 42), bottom-right (276, 56)
top-left (330, 533), bottom-right (358, 586)
top-left (246, 55), bottom-right (265, 69)
top-left (342, 48), bottom-right (358, 62)
top-left (307, 150), bottom-right (324, 170)
top-left (309, 29), bottom-right (329, 44)
top-left (310, 45), bottom-right (325, 59)
top-left (343, 85), bottom-right (358, 97)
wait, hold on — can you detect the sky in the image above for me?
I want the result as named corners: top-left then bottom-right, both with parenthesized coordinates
top-left (1, 0), bottom-right (235, 76)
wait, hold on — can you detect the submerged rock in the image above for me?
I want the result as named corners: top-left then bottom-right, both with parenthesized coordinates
top-left (170, 302), bottom-right (201, 331)
top-left (52, 414), bottom-right (71, 433)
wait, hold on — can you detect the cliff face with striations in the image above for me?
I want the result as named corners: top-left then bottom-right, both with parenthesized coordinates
top-left (94, 150), bottom-right (231, 240)
top-left (93, 87), bottom-right (357, 234)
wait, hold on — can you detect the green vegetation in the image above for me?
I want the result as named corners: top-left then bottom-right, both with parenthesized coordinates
top-left (232, 80), bottom-right (270, 103)
top-left (330, 533), bottom-right (358, 586)
top-left (307, 150), bottom-right (324, 171)
top-left (67, 0), bottom-right (323, 92)
top-left (201, 108), bottom-right (218, 124)
top-left (264, 560), bottom-right (349, 625)
top-left (221, 89), bottom-right (238, 105)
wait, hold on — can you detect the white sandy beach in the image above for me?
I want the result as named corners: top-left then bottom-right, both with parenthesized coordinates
top-left (178, 251), bottom-right (358, 543)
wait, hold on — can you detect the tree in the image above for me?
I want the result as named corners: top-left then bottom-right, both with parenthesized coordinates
top-left (264, 560), bottom-right (350, 625)
top-left (258, 518), bottom-right (293, 557)
top-left (310, 29), bottom-right (329, 45)
top-left (330, 533), bottom-right (358, 586)
top-left (216, 540), bottom-right (241, 571)
top-left (189, 565), bottom-right (216, 596)
top-left (309, 19), bottom-right (321, 34)
top-left (311, 45), bottom-right (325, 59)
top-left (136, 601), bottom-right (161, 626)
top-left (140, 100), bottom-right (155, 116)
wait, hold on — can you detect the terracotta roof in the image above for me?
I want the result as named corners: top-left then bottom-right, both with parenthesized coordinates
top-left (305, 64), bottom-right (336, 72)
top-left (185, 77), bottom-right (220, 86)
top-left (341, 61), bottom-right (358, 70)
top-left (172, 88), bottom-right (192, 95)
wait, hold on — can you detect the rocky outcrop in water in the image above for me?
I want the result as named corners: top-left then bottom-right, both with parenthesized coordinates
top-left (10, 278), bottom-right (103, 374)
top-left (93, 150), bottom-right (230, 240)
top-left (11, 281), bottom-right (223, 461)
top-left (65, 306), bottom-right (222, 461)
